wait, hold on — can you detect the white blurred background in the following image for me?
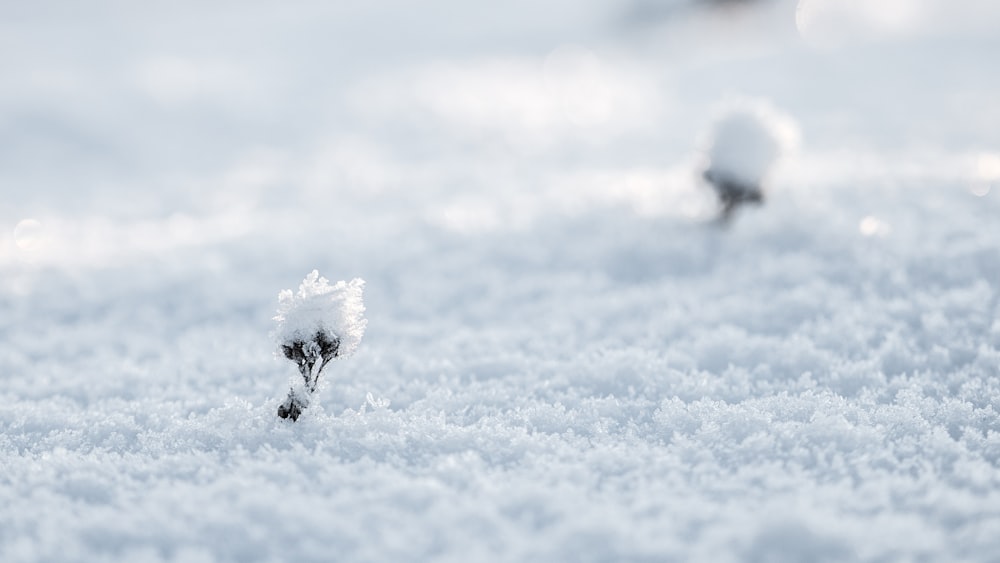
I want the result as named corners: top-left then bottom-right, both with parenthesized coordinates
top-left (2, 0), bottom-right (998, 270)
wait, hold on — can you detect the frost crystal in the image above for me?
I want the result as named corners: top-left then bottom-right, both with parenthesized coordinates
top-left (273, 270), bottom-right (367, 420)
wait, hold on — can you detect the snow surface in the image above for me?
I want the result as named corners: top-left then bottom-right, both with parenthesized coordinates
top-left (2, 0), bottom-right (1000, 561)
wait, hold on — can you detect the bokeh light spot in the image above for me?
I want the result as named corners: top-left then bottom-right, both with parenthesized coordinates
top-left (970, 183), bottom-right (992, 197)
top-left (970, 153), bottom-right (1000, 196)
top-left (796, 0), bottom-right (924, 47)
top-left (14, 219), bottom-right (45, 251)
top-left (859, 216), bottom-right (890, 237)
top-left (976, 153), bottom-right (1000, 180)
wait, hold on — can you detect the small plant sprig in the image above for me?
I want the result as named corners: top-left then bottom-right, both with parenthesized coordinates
top-left (273, 271), bottom-right (367, 421)
top-left (702, 167), bottom-right (765, 223)
top-left (276, 330), bottom-right (340, 420)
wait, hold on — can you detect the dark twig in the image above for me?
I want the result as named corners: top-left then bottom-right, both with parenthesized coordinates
top-left (703, 169), bottom-right (764, 225)
top-left (277, 331), bottom-right (341, 420)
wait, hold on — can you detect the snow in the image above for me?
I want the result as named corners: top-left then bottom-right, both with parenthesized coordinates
top-left (273, 271), bottom-right (367, 359)
top-left (2, 0), bottom-right (1000, 561)
top-left (701, 100), bottom-right (799, 196)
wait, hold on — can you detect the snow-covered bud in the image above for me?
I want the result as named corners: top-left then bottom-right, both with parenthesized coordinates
top-left (272, 270), bottom-right (367, 420)
top-left (701, 101), bottom-right (799, 222)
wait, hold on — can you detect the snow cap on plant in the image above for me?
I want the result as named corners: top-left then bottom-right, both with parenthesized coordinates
top-left (273, 270), bottom-right (367, 358)
top-left (699, 99), bottom-right (800, 221)
top-left (702, 99), bottom-right (799, 189)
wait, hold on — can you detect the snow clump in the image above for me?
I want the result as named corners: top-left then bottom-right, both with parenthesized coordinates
top-left (701, 100), bottom-right (799, 221)
top-left (274, 270), bottom-right (367, 356)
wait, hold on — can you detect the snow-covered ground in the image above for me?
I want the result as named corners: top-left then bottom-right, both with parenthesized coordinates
top-left (3, 1), bottom-right (1000, 561)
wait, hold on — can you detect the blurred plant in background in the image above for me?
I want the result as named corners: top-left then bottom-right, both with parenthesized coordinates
top-left (699, 101), bottom-right (800, 223)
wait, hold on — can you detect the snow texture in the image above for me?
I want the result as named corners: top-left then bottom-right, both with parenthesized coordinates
top-left (2, 0), bottom-right (1000, 562)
